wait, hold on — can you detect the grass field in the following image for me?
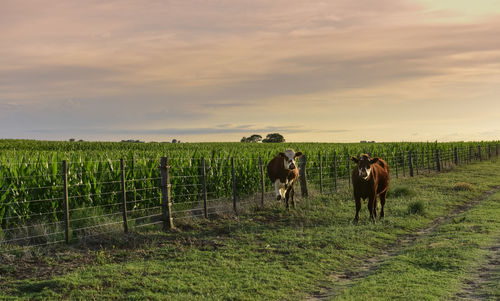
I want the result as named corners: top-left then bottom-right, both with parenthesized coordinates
top-left (1, 154), bottom-right (499, 300)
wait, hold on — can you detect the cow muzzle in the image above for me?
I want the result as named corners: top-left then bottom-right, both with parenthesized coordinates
top-left (359, 168), bottom-right (370, 179)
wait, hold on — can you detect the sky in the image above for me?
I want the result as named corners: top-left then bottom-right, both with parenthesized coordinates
top-left (1, 0), bottom-right (500, 142)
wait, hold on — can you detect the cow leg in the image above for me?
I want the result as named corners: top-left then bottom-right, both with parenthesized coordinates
top-left (354, 196), bottom-right (361, 223)
top-left (274, 180), bottom-right (282, 201)
top-left (368, 193), bottom-right (376, 223)
top-left (379, 191), bottom-right (387, 219)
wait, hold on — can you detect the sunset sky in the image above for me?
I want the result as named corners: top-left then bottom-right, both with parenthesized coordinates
top-left (1, 0), bottom-right (500, 142)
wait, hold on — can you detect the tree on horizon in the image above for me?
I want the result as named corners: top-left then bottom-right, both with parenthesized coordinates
top-left (262, 133), bottom-right (285, 143)
top-left (240, 134), bottom-right (263, 143)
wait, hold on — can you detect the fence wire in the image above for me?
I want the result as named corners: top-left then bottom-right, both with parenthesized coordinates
top-left (1, 144), bottom-right (499, 249)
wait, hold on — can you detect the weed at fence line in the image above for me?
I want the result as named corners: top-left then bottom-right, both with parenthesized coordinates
top-left (453, 182), bottom-right (474, 191)
top-left (407, 200), bottom-right (427, 216)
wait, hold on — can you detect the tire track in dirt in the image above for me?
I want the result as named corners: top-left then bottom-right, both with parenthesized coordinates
top-left (455, 237), bottom-right (500, 300)
top-left (307, 185), bottom-right (500, 301)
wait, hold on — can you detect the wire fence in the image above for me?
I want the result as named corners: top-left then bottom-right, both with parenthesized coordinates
top-left (0, 143), bottom-right (499, 251)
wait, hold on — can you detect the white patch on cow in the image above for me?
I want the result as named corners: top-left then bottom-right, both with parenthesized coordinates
top-left (274, 179), bottom-right (281, 199)
top-left (358, 166), bottom-right (371, 180)
top-left (275, 179), bottom-right (287, 200)
top-left (364, 167), bottom-right (371, 180)
top-left (274, 178), bottom-right (293, 200)
top-left (283, 149), bottom-right (298, 170)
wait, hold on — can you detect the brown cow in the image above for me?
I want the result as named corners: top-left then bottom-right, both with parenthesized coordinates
top-left (267, 149), bottom-right (302, 210)
top-left (351, 154), bottom-right (390, 223)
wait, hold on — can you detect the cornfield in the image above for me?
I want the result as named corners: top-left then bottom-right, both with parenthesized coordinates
top-left (0, 139), bottom-right (498, 247)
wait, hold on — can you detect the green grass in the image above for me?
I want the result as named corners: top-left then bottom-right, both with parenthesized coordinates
top-left (1, 160), bottom-right (500, 300)
top-left (332, 191), bottom-right (500, 300)
top-left (406, 200), bottom-right (427, 216)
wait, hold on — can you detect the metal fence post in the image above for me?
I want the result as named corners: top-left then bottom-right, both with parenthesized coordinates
top-left (259, 157), bottom-right (265, 207)
top-left (333, 151), bottom-right (338, 192)
top-left (435, 149), bottom-right (441, 172)
top-left (427, 148), bottom-right (431, 173)
top-left (415, 150), bottom-right (419, 175)
top-left (120, 158), bottom-right (128, 233)
top-left (201, 157), bottom-right (208, 219)
top-left (454, 147), bottom-right (458, 165)
top-left (160, 157), bottom-right (174, 230)
top-left (62, 160), bottom-right (70, 244)
top-left (318, 153), bottom-right (323, 194)
top-left (231, 157), bottom-right (237, 215)
top-left (299, 154), bottom-right (308, 197)
top-left (402, 151), bottom-right (406, 177)
top-left (347, 155), bottom-right (351, 188)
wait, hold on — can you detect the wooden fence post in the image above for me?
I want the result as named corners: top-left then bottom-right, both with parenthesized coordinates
top-left (435, 149), bottom-right (441, 172)
top-left (478, 145), bottom-right (482, 161)
top-left (408, 150), bottom-right (414, 177)
top-left (160, 157), bottom-right (174, 230)
top-left (62, 160), bottom-right (70, 244)
top-left (120, 158), bottom-right (128, 233)
top-left (468, 146), bottom-right (472, 163)
top-left (488, 145), bottom-right (491, 159)
top-left (231, 157), bottom-right (237, 215)
top-left (259, 157), bottom-right (265, 207)
top-left (318, 153), bottom-right (323, 194)
top-left (299, 154), bottom-right (308, 197)
top-left (201, 157), bottom-right (208, 219)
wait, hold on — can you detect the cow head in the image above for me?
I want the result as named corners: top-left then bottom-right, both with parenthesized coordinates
top-left (279, 149), bottom-right (303, 170)
top-left (351, 154), bottom-right (379, 180)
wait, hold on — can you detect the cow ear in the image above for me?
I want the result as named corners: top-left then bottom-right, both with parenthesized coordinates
top-left (370, 157), bottom-right (379, 164)
top-left (294, 152), bottom-right (302, 158)
top-left (351, 156), bottom-right (359, 163)
top-left (279, 152), bottom-right (286, 158)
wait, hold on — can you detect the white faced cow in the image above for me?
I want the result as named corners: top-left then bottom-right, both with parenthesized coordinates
top-left (266, 149), bottom-right (302, 210)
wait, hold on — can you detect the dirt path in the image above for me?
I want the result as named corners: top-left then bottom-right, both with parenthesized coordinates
top-left (307, 186), bottom-right (500, 301)
top-left (455, 237), bottom-right (500, 300)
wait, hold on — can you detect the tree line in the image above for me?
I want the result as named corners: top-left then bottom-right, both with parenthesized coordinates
top-left (240, 133), bottom-right (285, 143)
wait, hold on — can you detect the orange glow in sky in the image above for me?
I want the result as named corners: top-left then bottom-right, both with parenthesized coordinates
top-left (1, 1), bottom-right (500, 142)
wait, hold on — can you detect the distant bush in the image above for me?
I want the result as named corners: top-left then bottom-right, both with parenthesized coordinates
top-left (407, 200), bottom-right (426, 216)
top-left (453, 182), bottom-right (473, 191)
top-left (389, 185), bottom-right (415, 198)
top-left (240, 134), bottom-right (262, 143)
top-left (262, 133), bottom-right (285, 143)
